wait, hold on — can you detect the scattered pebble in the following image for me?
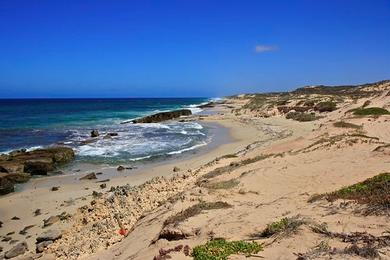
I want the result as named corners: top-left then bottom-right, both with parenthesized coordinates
top-left (34, 209), bottom-right (42, 217)
top-left (11, 216), bottom-right (20, 220)
top-left (51, 186), bottom-right (60, 191)
top-left (79, 172), bottom-right (97, 180)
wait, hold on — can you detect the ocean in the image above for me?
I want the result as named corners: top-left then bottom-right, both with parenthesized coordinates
top-left (0, 98), bottom-right (212, 164)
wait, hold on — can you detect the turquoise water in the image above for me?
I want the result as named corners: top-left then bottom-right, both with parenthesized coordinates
top-left (0, 98), bottom-right (210, 163)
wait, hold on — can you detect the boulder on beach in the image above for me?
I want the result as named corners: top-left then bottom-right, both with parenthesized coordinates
top-left (4, 241), bottom-right (28, 259)
top-left (36, 229), bottom-right (62, 242)
top-left (130, 109), bottom-right (192, 124)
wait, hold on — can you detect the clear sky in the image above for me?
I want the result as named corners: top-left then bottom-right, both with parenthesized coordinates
top-left (0, 0), bottom-right (389, 98)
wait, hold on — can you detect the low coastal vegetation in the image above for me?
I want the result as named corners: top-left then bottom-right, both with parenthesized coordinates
top-left (314, 101), bottom-right (337, 112)
top-left (163, 201), bottom-right (232, 227)
top-left (201, 179), bottom-right (239, 190)
top-left (285, 112), bottom-right (318, 122)
top-left (192, 238), bottom-right (263, 260)
top-left (309, 172), bottom-right (390, 215)
top-left (256, 216), bottom-right (307, 238)
top-left (333, 121), bottom-right (362, 129)
top-left (352, 107), bottom-right (390, 116)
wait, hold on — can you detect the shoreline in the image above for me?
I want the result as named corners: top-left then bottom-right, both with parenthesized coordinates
top-left (0, 105), bottom-right (272, 256)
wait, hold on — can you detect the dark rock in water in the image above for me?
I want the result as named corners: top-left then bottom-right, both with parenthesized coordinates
top-left (43, 216), bottom-right (60, 227)
top-left (198, 102), bottom-right (215, 108)
top-left (90, 129), bottom-right (99, 137)
top-left (36, 230), bottom-right (62, 242)
top-left (51, 186), bottom-right (59, 191)
top-left (79, 172), bottom-right (97, 180)
top-left (117, 165), bottom-right (125, 171)
top-left (104, 132), bottom-right (118, 139)
top-left (4, 241), bottom-right (28, 259)
top-left (130, 109), bottom-right (192, 123)
top-left (36, 240), bottom-right (53, 253)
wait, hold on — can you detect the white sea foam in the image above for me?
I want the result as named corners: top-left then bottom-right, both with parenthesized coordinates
top-left (166, 142), bottom-right (208, 155)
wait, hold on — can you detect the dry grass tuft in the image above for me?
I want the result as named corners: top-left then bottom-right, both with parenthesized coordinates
top-left (164, 201), bottom-right (232, 227)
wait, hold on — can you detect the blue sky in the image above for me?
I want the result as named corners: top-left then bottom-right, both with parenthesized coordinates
top-left (0, 0), bottom-right (389, 98)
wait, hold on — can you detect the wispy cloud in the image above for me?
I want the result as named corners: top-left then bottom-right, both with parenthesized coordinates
top-left (255, 45), bottom-right (277, 53)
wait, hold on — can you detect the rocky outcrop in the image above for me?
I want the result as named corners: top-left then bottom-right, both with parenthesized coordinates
top-left (130, 109), bottom-right (192, 124)
top-left (0, 147), bottom-right (75, 195)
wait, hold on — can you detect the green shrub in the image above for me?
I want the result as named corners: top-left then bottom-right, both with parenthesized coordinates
top-left (353, 107), bottom-right (390, 116)
top-left (314, 101), bottom-right (337, 112)
top-left (333, 121), bottom-right (361, 129)
top-left (164, 201), bottom-right (232, 227)
top-left (257, 216), bottom-right (306, 238)
top-left (192, 239), bottom-right (263, 260)
top-left (286, 112), bottom-right (317, 122)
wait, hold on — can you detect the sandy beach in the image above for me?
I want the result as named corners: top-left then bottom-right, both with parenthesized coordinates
top-left (1, 80), bottom-right (390, 259)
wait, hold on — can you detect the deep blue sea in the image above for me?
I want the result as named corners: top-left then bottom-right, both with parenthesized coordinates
top-left (0, 98), bottom-right (211, 164)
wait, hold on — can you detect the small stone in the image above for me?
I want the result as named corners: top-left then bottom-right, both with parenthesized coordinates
top-left (92, 191), bottom-right (102, 197)
top-left (11, 216), bottom-right (20, 220)
top-left (36, 230), bottom-right (62, 242)
top-left (2, 236), bottom-right (11, 242)
top-left (96, 172), bottom-right (103, 175)
top-left (90, 130), bottom-right (99, 137)
top-left (173, 166), bottom-right (180, 172)
top-left (36, 240), bottom-right (53, 253)
top-left (79, 172), bottom-right (97, 180)
top-left (19, 225), bottom-right (35, 235)
top-left (33, 209), bottom-right (41, 216)
top-left (97, 179), bottom-right (110, 183)
top-left (50, 186), bottom-right (59, 191)
top-left (6, 232), bottom-right (15, 236)
top-left (0, 220), bottom-right (3, 227)
top-left (4, 241), bottom-right (28, 259)
top-left (117, 165), bottom-right (125, 171)
top-left (100, 183), bottom-right (107, 189)
top-left (43, 216), bottom-right (60, 227)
